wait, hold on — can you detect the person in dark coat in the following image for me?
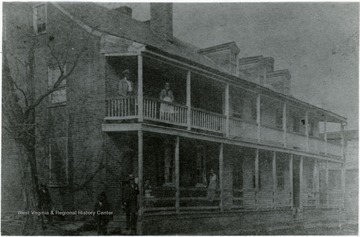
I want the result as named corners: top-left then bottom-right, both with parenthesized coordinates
top-left (123, 174), bottom-right (139, 233)
top-left (39, 184), bottom-right (53, 224)
top-left (94, 192), bottom-right (113, 235)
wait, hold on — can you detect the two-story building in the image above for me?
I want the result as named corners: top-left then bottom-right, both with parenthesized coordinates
top-left (3, 2), bottom-right (348, 234)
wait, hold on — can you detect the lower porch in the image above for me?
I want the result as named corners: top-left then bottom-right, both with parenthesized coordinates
top-left (103, 125), bottom-right (345, 220)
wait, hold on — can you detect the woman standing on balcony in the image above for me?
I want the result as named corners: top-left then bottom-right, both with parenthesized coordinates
top-left (159, 82), bottom-right (175, 120)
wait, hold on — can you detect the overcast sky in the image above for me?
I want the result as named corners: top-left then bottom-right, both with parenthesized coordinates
top-left (103, 2), bottom-right (358, 130)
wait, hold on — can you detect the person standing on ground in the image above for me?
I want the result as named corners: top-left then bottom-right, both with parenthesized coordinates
top-left (207, 169), bottom-right (218, 204)
top-left (123, 174), bottom-right (139, 234)
top-left (39, 184), bottom-right (53, 227)
top-left (94, 192), bottom-right (113, 235)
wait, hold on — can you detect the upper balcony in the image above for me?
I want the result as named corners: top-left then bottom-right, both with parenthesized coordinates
top-left (103, 53), bottom-right (345, 161)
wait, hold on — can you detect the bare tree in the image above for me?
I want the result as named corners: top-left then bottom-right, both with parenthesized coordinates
top-left (2, 4), bottom-right (104, 234)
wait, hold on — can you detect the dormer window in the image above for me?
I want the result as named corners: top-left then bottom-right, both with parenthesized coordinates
top-left (33, 4), bottom-right (47, 34)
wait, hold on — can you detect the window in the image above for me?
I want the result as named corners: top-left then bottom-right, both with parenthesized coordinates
top-left (306, 174), bottom-right (313, 190)
top-left (49, 137), bottom-right (68, 186)
top-left (195, 146), bottom-right (207, 186)
top-left (48, 66), bottom-right (66, 103)
top-left (251, 98), bottom-right (257, 121)
top-left (276, 108), bottom-right (283, 129)
top-left (232, 95), bottom-right (244, 119)
top-left (329, 169), bottom-right (342, 191)
top-left (276, 158), bottom-right (285, 189)
top-left (33, 4), bottom-right (47, 34)
top-left (308, 122), bottom-right (314, 137)
top-left (233, 160), bottom-right (243, 190)
top-left (292, 115), bottom-right (300, 133)
top-left (164, 143), bottom-right (174, 185)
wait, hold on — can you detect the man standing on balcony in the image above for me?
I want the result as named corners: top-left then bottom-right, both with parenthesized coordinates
top-left (119, 69), bottom-right (135, 96)
top-left (119, 69), bottom-right (136, 116)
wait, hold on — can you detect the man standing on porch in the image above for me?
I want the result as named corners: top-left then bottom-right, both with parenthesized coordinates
top-left (123, 174), bottom-right (139, 234)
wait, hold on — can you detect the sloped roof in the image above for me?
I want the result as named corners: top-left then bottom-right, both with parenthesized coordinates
top-left (55, 2), bottom-right (224, 72)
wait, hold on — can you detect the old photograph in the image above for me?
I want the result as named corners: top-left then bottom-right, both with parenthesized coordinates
top-left (2, 2), bottom-right (358, 235)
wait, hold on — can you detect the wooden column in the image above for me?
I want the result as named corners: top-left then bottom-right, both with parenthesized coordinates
top-left (255, 149), bottom-right (259, 191)
top-left (175, 136), bottom-right (180, 213)
top-left (283, 103), bottom-right (287, 147)
top-left (272, 151), bottom-right (277, 209)
top-left (305, 111), bottom-right (309, 152)
top-left (219, 143), bottom-right (224, 212)
top-left (341, 123), bottom-right (345, 159)
top-left (225, 84), bottom-right (230, 137)
top-left (186, 71), bottom-right (191, 130)
top-left (314, 159), bottom-right (320, 208)
top-left (341, 163), bottom-right (346, 209)
top-left (255, 149), bottom-right (259, 210)
top-left (324, 116), bottom-right (328, 155)
top-left (256, 94), bottom-right (261, 142)
top-left (325, 161), bottom-right (329, 207)
top-left (289, 154), bottom-right (294, 209)
top-left (137, 130), bottom-right (144, 234)
top-left (340, 123), bottom-right (346, 209)
top-left (137, 55), bottom-right (144, 122)
top-left (299, 156), bottom-right (303, 209)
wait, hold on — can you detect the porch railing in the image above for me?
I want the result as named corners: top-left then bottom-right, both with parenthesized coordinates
top-left (287, 132), bottom-right (307, 150)
top-left (191, 108), bottom-right (226, 133)
top-left (229, 117), bottom-right (258, 141)
top-left (143, 97), bottom-right (188, 127)
top-left (327, 142), bottom-right (342, 158)
top-left (106, 96), bottom-right (137, 119)
top-left (105, 97), bottom-right (343, 159)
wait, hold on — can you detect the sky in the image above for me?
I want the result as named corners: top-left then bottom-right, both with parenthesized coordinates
top-left (102, 2), bottom-right (359, 131)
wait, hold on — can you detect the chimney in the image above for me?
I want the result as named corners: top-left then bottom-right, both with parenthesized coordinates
top-left (115, 6), bottom-right (132, 18)
top-left (150, 3), bottom-right (173, 42)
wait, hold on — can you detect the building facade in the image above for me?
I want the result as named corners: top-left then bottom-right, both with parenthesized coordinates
top-left (3, 2), bottom-right (348, 234)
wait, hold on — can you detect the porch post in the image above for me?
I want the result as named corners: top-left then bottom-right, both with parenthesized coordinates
top-left (175, 136), bottom-right (180, 213)
top-left (283, 103), bottom-right (287, 147)
top-left (186, 71), bottom-right (191, 130)
top-left (225, 84), bottom-right (230, 137)
top-left (255, 149), bottom-right (259, 210)
top-left (340, 123), bottom-right (346, 209)
top-left (219, 143), bottom-right (224, 212)
top-left (137, 54), bottom-right (144, 122)
top-left (137, 130), bottom-right (144, 234)
top-left (272, 151), bottom-right (277, 209)
top-left (256, 94), bottom-right (261, 142)
top-left (289, 154), bottom-right (294, 209)
top-left (299, 156), bottom-right (303, 209)
top-left (324, 116), bottom-right (328, 155)
top-left (305, 111), bottom-right (309, 152)
top-left (314, 159), bottom-right (319, 208)
top-left (325, 161), bottom-right (329, 207)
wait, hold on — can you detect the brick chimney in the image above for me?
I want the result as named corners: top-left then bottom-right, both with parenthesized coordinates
top-left (115, 6), bottom-right (132, 18)
top-left (150, 3), bottom-right (173, 42)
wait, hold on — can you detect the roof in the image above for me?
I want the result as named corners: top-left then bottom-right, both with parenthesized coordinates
top-left (54, 2), bottom-right (224, 72)
top-left (53, 3), bottom-right (346, 123)
top-left (198, 41), bottom-right (240, 54)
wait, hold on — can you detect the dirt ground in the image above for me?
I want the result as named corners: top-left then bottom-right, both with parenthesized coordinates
top-left (1, 218), bottom-right (358, 235)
